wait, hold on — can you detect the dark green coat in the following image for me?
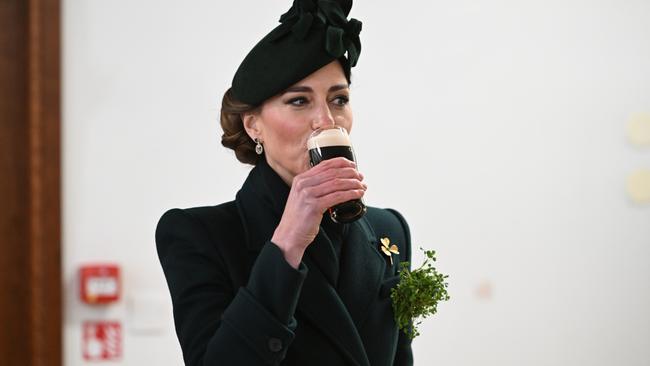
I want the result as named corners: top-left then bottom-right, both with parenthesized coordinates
top-left (156, 159), bottom-right (413, 366)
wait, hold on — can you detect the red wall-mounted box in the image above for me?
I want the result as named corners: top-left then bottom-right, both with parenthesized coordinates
top-left (79, 264), bottom-right (120, 304)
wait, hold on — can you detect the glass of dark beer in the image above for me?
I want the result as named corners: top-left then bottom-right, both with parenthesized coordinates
top-left (307, 126), bottom-right (367, 223)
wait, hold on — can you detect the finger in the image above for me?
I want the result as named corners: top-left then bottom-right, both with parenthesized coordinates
top-left (318, 189), bottom-right (366, 211)
top-left (308, 178), bottom-right (367, 198)
top-left (298, 167), bottom-right (361, 190)
top-left (302, 157), bottom-right (356, 178)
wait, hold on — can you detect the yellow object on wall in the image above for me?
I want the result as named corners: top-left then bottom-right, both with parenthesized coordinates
top-left (626, 169), bottom-right (650, 204)
top-left (627, 113), bottom-right (650, 147)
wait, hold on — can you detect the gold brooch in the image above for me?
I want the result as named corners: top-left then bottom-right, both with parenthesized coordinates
top-left (380, 237), bottom-right (400, 266)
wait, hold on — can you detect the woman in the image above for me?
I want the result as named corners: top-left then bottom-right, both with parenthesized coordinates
top-left (156, 1), bottom-right (413, 365)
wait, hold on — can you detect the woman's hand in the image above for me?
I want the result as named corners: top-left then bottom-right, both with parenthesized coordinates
top-left (271, 157), bottom-right (367, 268)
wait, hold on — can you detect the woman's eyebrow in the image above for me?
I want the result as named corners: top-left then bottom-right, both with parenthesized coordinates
top-left (328, 84), bottom-right (349, 92)
top-left (282, 84), bottom-right (349, 94)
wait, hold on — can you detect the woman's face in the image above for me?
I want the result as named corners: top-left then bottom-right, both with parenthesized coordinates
top-left (246, 61), bottom-right (353, 185)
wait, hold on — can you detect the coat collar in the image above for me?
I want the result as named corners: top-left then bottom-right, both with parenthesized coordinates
top-left (235, 158), bottom-right (288, 252)
top-left (235, 159), bottom-right (387, 366)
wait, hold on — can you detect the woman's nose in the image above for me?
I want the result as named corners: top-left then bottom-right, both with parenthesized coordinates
top-left (311, 102), bottom-right (335, 129)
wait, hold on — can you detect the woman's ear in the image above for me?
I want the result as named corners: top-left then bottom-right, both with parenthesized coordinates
top-left (242, 112), bottom-right (262, 141)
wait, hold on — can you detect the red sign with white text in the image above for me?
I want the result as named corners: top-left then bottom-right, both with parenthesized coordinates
top-left (79, 264), bottom-right (120, 304)
top-left (82, 321), bottom-right (122, 361)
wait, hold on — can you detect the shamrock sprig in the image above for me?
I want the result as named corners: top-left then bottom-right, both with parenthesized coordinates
top-left (390, 247), bottom-right (450, 339)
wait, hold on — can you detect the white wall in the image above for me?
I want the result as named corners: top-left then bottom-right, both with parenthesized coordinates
top-left (63, 0), bottom-right (650, 365)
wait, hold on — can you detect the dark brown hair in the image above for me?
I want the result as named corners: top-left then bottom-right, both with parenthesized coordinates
top-left (220, 88), bottom-right (261, 165)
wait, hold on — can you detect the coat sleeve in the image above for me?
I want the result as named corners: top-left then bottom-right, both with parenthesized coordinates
top-left (386, 208), bottom-right (414, 366)
top-left (155, 208), bottom-right (308, 366)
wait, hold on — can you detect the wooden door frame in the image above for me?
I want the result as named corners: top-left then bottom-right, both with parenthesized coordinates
top-left (0, 0), bottom-right (61, 365)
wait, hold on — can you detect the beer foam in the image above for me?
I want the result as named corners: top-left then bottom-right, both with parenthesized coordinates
top-left (307, 128), bottom-right (351, 149)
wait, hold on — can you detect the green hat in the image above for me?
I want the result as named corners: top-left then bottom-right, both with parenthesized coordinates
top-left (231, 0), bottom-right (362, 106)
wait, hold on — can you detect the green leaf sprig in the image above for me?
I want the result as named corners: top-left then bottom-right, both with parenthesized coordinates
top-left (390, 247), bottom-right (450, 339)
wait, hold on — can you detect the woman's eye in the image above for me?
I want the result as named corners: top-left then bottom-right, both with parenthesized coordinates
top-left (332, 95), bottom-right (350, 106)
top-left (287, 97), bottom-right (308, 106)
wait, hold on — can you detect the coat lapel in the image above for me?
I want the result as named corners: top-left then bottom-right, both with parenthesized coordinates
top-left (296, 215), bottom-right (385, 366)
top-left (297, 256), bottom-right (369, 366)
top-left (234, 160), bottom-right (387, 366)
top-left (337, 216), bottom-right (386, 329)
top-left (304, 227), bottom-right (339, 287)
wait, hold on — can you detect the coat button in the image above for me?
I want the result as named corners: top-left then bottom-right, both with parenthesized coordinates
top-left (268, 337), bottom-right (283, 353)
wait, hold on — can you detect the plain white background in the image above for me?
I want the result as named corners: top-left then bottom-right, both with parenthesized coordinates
top-left (63, 0), bottom-right (650, 365)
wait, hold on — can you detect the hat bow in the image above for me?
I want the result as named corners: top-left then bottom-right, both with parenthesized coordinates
top-left (272, 0), bottom-right (362, 66)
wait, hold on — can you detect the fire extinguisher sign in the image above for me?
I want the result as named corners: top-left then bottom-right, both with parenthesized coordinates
top-left (82, 321), bottom-right (122, 361)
